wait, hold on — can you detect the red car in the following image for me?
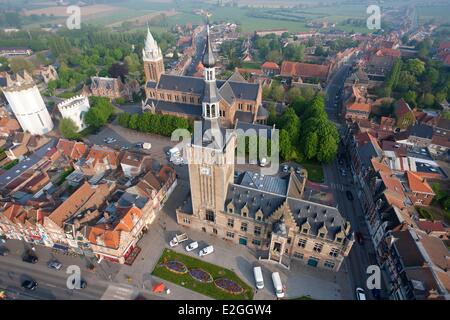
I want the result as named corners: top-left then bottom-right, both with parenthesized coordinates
top-left (355, 232), bottom-right (364, 245)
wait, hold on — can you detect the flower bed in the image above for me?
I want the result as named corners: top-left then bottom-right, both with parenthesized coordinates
top-left (214, 278), bottom-right (244, 295)
top-left (189, 268), bottom-right (213, 283)
top-left (164, 260), bottom-right (188, 274)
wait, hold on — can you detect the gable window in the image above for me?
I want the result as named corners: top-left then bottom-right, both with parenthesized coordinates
top-left (206, 210), bottom-right (215, 222)
top-left (302, 228), bottom-right (308, 234)
top-left (319, 232), bottom-right (325, 238)
top-left (240, 222), bottom-right (248, 232)
top-left (336, 237), bottom-right (343, 243)
top-left (183, 218), bottom-right (190, 224)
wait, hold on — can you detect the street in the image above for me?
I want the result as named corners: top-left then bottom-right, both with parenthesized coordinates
top-left (323, 61), bottom-right (383, 300)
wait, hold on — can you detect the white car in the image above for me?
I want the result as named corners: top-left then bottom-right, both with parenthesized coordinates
top-left (199, 245), bottom-right (214, 257)
top-left (355, 287), bottom-right (366, 300)
top-left (259, 157), bottom-right (268, 167)
top-left (185, 241), bottom-right (198, 252)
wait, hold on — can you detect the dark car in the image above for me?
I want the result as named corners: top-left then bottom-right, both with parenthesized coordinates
top-left (22, 254), bottom-right (38, 264)
top-left (47, 259), bottom-right (62, 270)
top-left (70, 278), bottom-right (87, 289)
top-left (355, 232), bottom-right (364, 245)
top-left (346, 190), bottom-right (354, 201)
top-left (0, 247), bottom-right (9, 256)
top-left (22, 280), bottom-right (38, 291)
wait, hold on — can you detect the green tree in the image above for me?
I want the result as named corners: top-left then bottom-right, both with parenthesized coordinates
top-left (59, 118), bottom-right (80, 139)
top-left (279, 129), bottom-right (293, 160)
top-left (303, 131), bottom-right (318, 159)
top-left (406, 58), bottom-right (425, 77)
top-left (117, 112), bottom-right (131, 127)
top-left (287, 87), bottom-right (301, 104)
top-left (271, 84), bottom-right (285, 102)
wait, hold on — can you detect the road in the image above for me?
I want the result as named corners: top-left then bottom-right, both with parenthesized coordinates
top-left (185, 29), bottom-right (206, 76)
top-left (0, 240), bottom-right (111, 300)
top-left (323, 61), bottom-right (382, 300)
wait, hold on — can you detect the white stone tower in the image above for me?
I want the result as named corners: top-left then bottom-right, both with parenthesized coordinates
top-left (57, 95), bottom-right (90, 132)
top-left (2, 71), bottom-right (54, 135)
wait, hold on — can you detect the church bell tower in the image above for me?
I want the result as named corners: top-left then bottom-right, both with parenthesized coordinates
top-left (143, 27), bottom-right (165, 83)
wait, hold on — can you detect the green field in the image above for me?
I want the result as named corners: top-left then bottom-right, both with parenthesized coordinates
top-left (152, 248), bottom-right (254, 300)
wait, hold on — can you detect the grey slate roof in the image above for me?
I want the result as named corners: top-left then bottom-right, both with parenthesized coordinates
top-left (235, 111), bottom-right (254, 123)
top-left (154, 75), bottom-right (259, 102)
top-left (235, 121), bottom-right (274, 139)
top-left (223, 172), bottom-right (348, 241)
top-left (147, 99), bottom-right (202, 117)
top-left (146, 81), bottom-right (157, 89)
top-left (409, 123), bottom-right (433, 139)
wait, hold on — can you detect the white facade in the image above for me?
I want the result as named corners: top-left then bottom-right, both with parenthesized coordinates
top-left (57, 95), bottom-right (90, 132)
top-left (142, 27), bottom-right (163, 62)
top-left (3, 81), bottom-right (54, 135)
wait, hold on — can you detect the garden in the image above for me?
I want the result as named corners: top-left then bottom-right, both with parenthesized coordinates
top-left (152, 249), bottom-right (253, 300)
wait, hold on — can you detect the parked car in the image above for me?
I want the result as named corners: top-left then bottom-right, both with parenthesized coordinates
top-left (142, 142), bottom-right (152, 150)
top-left (249, 158), bottom-right (257, 165)
top-left (355, 232), bottom-right (364, 245)
top-left (346, 190), bottom-right (354, 201)
top-left (356, 287), bottom-right (366, 300)
top-left (199, 245), bottom-right (214, 257)
top-left (271, 272), bottom-right (285, 298)
top-left (253, 266), bottom-right (264, 289)
top-left (0, 247), bottom-right (9, 256)
top-left (22, 279), bottom-right (38, 291)
top-left (282, 165), bottom-right (288, 173)
top-left (259, 157), bottom-right (269, 167)
top-left (169, 233), bottom-right (188, 247)
top-left (70, 278), bottom-right (87, 289)
top-left (295, 167), bottom-right (301, 174)
top-left (185, 241), bottom-right (198, 252)
top-left (47, 259), bottom-right (62, 270)
top-left (22, 254), bottom-right (38, 264)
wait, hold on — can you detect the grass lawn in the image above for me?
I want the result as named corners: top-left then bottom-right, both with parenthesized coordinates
top-left (152, 248), bottom-right (254, 300)
top-left (299, 160), bottom-right (324, 183)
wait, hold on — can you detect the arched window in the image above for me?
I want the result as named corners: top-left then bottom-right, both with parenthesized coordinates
top-left (206, 104), bottom-right (211, 117)
top-left (210, 104), bottom-right (215, 117)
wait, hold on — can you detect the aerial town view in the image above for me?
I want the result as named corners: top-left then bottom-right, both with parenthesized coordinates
top-left (0, 0), bottom-right (449, 309)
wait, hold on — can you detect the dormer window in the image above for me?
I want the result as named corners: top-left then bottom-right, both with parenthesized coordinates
top-left (302, 228), bottom-right (308, 234)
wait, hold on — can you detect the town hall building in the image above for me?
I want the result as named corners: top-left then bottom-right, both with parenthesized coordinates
top-left (175, 27), bottom-right (354, 272)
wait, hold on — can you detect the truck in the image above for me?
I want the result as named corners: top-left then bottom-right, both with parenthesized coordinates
top-left (169, 233), bottom-right (188, 247)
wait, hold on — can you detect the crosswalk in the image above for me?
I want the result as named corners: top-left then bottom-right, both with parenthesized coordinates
top-left (329, 183), bottom-right (345, 191)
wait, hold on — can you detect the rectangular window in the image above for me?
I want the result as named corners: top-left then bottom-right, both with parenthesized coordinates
top-left (190, 97), bottom-right (194, 103)
top-left (240, 222), bottom-right (248, 232)
top-left (298, 238), bottom-right (307, 248)
top-left (324, 260), bottom-right (335, 269)
top-left (252, 239), bottom-right (261, 246)
top-left (183, 218), bottom-right (190, 224)
top-left (329, 248), bottom-right (340, 257)
top-left (182, 96), bottom-right (187, 102)
top-left (287, 237), bottom-right (292, 244)
top-left (160, 93), bottom-right (165, 99)
top-left (302, 228), bottom-right (308, 234)
top-left (226, 231), bottom-right (234, 238)
top-left (213, 228), bottom-right (218, 235)
top-left (313, 243), bottom-right (323, 253)
top-left (175, 95), bottom-right (179, 101)
top-left (227, 219), bottom-right (234, 228)
top-left (293, 252), bottom-right (303, 259)
top-left (206, 210), bottom-right (215, 222)
top-left (247, 104), bottom-right (252, 111)
top-left (167, 94), bottom-right (172, 100)
top-left (254, 226), bottom-right (261, 237)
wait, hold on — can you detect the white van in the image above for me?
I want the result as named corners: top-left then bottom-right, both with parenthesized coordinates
top-left (198, 245), bottom-right (214, 257)
top-left (168, 147), bottom-right (181, 158)
top-left (271, 272), bottom-right (285, 298)
top-left (253, 266), bottom-right (264, 289)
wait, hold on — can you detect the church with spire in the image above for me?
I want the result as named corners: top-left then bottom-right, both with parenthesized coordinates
top-left (143, 25), bottom-right (269, 128)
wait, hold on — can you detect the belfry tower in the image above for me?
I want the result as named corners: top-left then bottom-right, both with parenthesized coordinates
top-left (142, 27), bottom-right (165, 83)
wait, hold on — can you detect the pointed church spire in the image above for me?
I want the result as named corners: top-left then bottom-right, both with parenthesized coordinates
top-left (202, 24), bottom-right (216, 68)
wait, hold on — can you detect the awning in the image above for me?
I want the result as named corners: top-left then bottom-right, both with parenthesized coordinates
top-left (152, 283), bottom-right (165, 293)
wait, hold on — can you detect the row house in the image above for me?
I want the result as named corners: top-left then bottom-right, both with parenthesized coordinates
top-left (378, 226), bottom-right (450, 300)
top-left (74, 145), bottom-right (120, 177)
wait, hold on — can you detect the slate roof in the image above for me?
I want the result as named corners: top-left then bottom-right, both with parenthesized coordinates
top-left (146, 98), bottom-right (202, 117)
top-left (223, 170), bottom-right (349, 241)
top-left (154, 74), bottom-right (259, 101)
top-left (409, 123), bottom-right (433, 140)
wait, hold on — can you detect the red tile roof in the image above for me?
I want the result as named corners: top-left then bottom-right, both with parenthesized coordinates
top-left (416, 220), bottom-right (446, 233)
top-left (56, 139), bottom-right (88, 160)
top-left (376, 48), bottom-right (401, 58)
top-left (406, 171), bottom-right (434, 195)
top-left (280, 61), bottom-right (330, 79)
top-left (346, 103), bottom-right (371, 113)
top-left (261, 61), bottom-right (280, 70)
